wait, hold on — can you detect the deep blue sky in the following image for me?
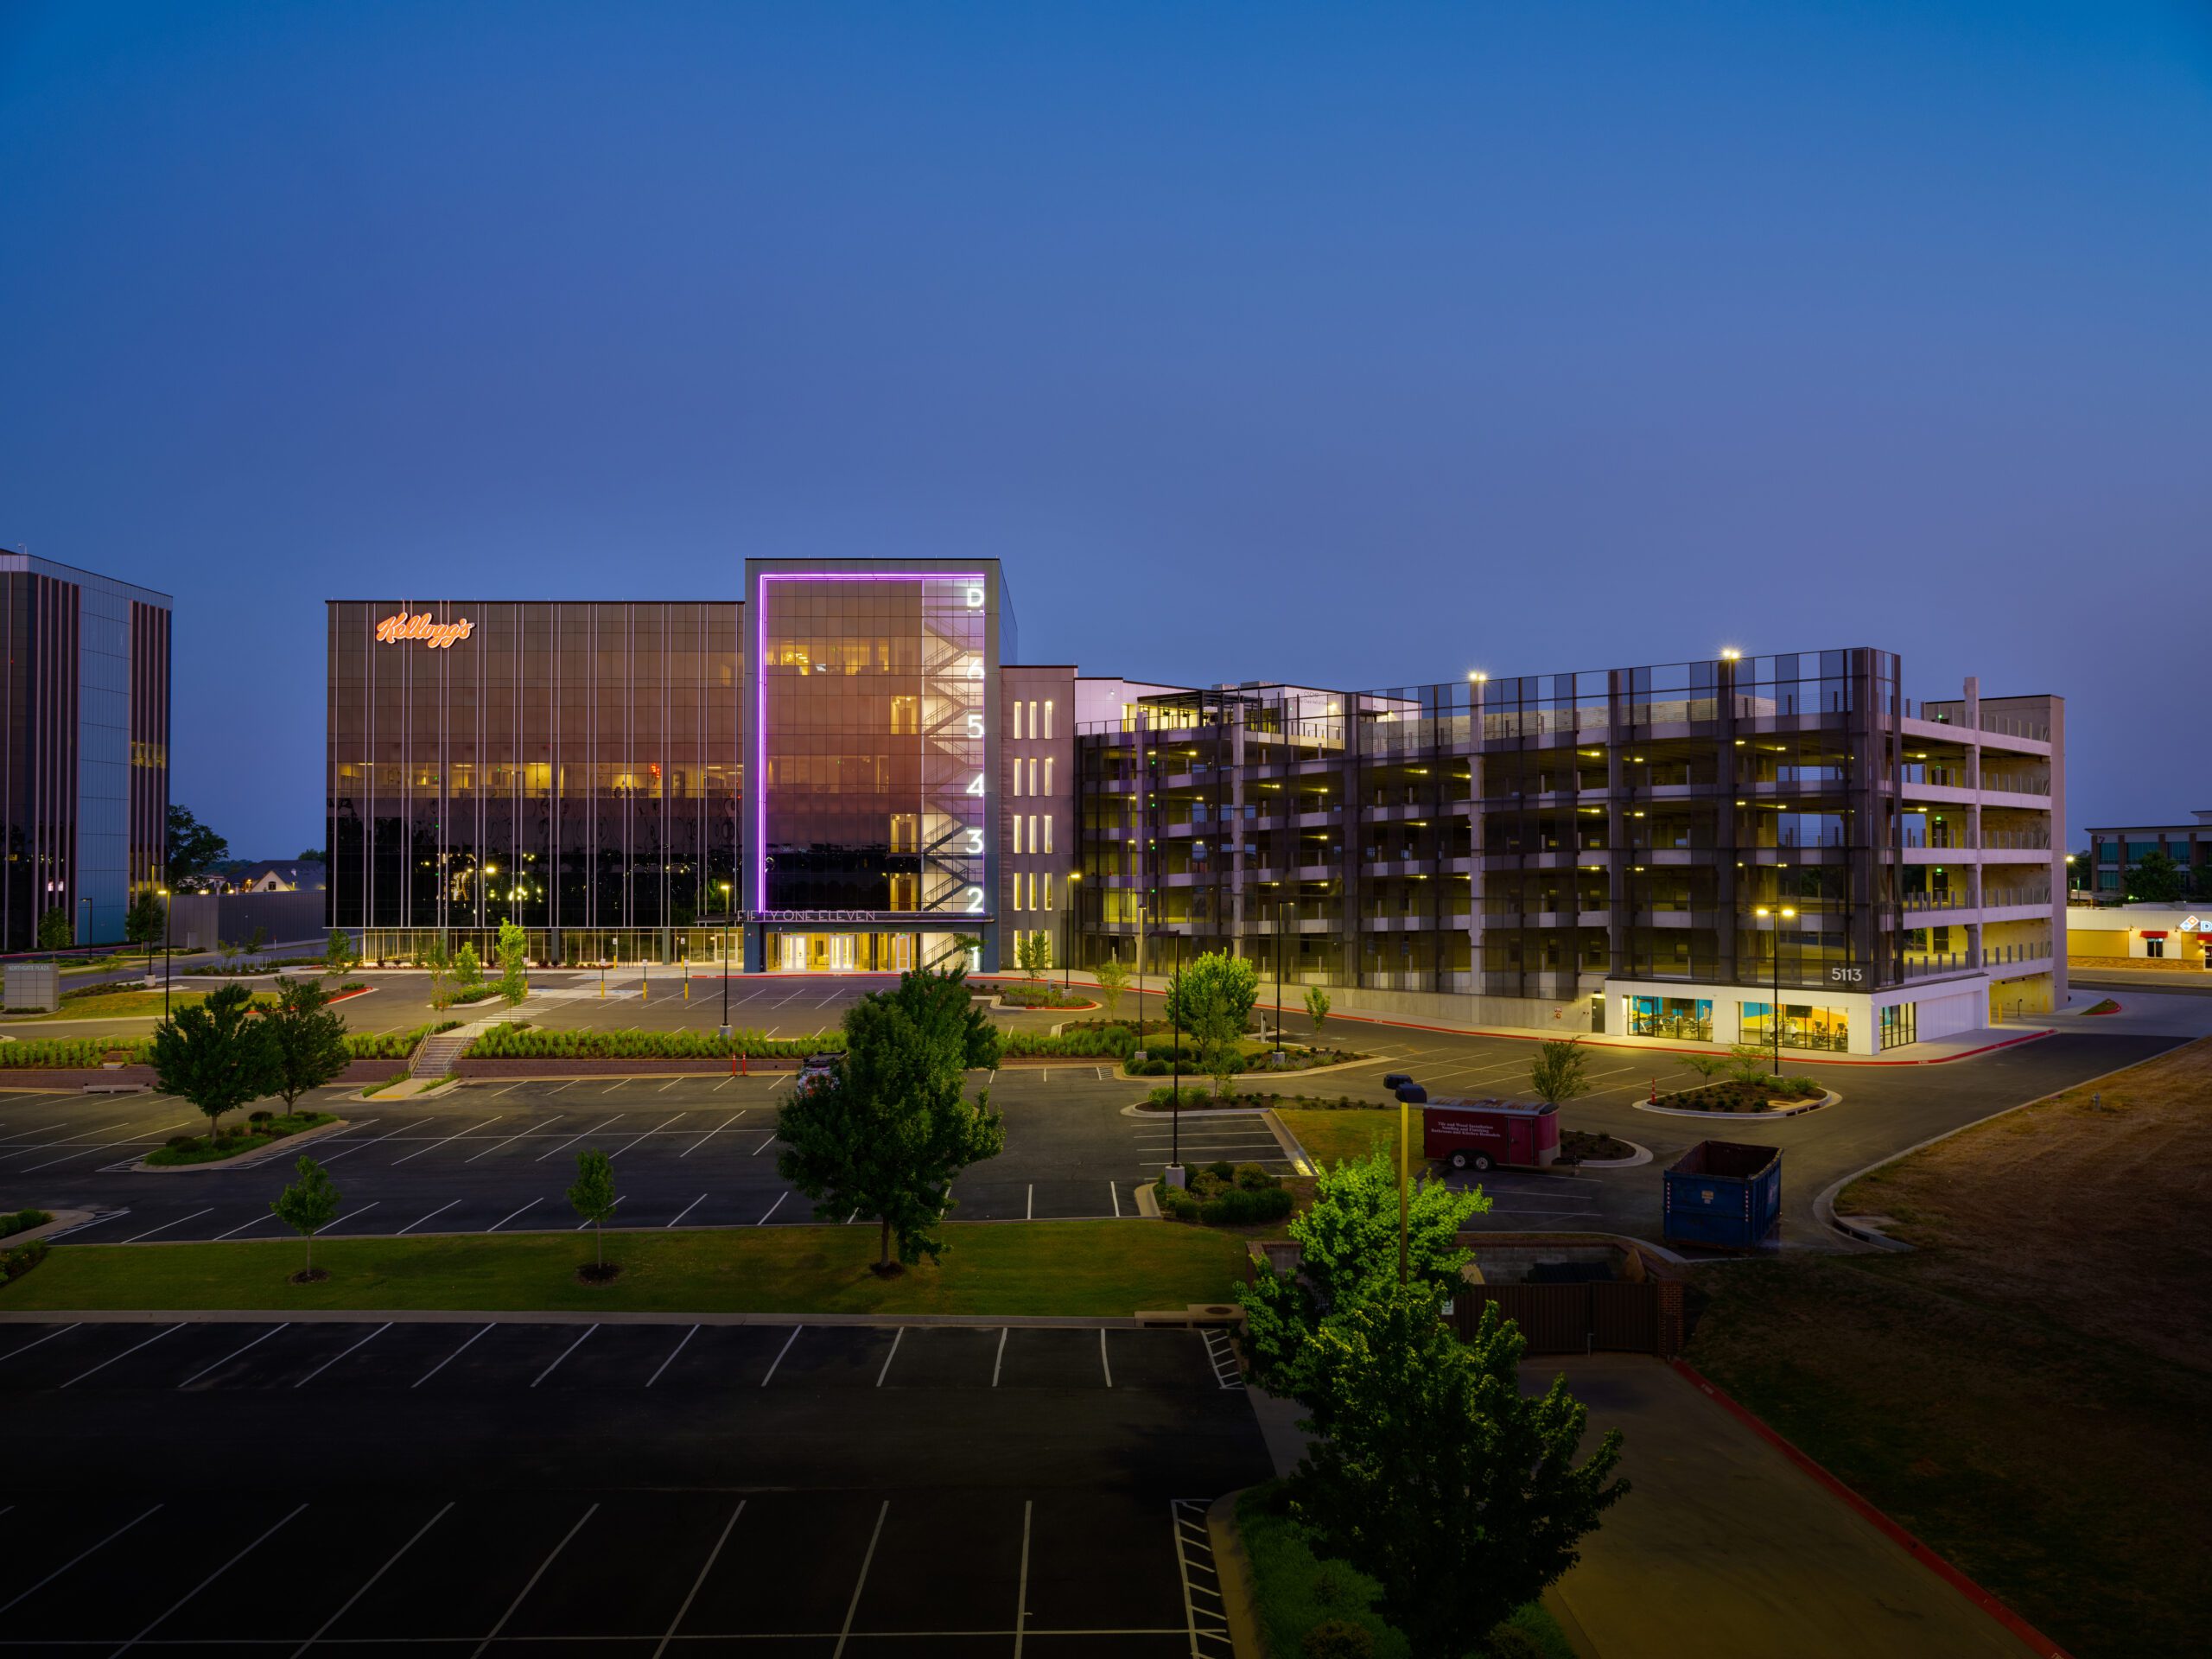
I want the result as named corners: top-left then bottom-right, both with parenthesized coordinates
top-left (3, 2), bottom-right (2207, 854)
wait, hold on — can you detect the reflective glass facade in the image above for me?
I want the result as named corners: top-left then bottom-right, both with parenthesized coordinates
top-left (327, 601), bottom-right (740, 957)
top-left (0, 556), bottom-right (169, 950)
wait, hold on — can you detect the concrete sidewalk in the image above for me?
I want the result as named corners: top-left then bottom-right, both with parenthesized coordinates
top-left (1546, 1355), bottom-right (2030, 1658)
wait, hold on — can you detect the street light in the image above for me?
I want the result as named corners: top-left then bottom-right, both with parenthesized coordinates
top-left (1752, 905), bottom-right (1797, 1075)
top-left (719, 880), bottom-right (734, 1038)
top-left (1062, 872), bottom-right (1079, 994)
top-left (157, 887), bottom-right (172, 1017)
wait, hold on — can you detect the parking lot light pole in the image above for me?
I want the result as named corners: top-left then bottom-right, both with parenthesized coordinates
top-left (719, 880), bottom-right (734, 1038)
top-left (1753, 905), bottom-right (1796, 1076)
top-left (1063, 872), bottom-right (1079, 994)
top-left (158, 887), bottom-right (171, 1017)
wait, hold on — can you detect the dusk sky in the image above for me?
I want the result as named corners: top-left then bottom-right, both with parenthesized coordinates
top-left (3, 1), bottom-right (2206, 856)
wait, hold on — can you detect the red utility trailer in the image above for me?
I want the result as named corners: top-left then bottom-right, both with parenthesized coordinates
top-left (1420, 1096), bottom-right (1560, 1173)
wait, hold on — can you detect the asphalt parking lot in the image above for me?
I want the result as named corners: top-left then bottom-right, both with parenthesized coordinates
top-left (0, 1317), bottom-right (1261, 1655)
top-left (2, 968), bottom-right (2185, 1252)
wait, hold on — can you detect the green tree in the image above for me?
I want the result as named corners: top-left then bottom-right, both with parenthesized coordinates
top-left (1305, 984), bottom-right (1332, 1037)
top-left (1093, 955), bottom-right (1128, 1020)
top-left (270, 1154), bottom-right (340, 1279)
top-left (422, 936), bottom-right (453, 1008)
top-left (149, 982), bottom-right (277, 1134)
top-left (568, 1147), bottom-right (618, 1270)
top-left (245, 924), bottom-right (270, 957)
top-left (1289, 1281), bottom-right (1627, 1658)
top-left (1528, 1037), bottom-right (1588, 1107)
top-left (453, 942), bottom-right (483, 993)
top-left (1185, 969), bottom-right (1247, 1099)
top-left (776, 966), bottom-right (1007, 1273)
top-left (1240, 1147), bottom-right (1491, 1404)
top-left (1676, 1051), bottom-right (1729, 1083)
top-left (1726, 1041), bottom-right (1771, 1083)
top-left (124, 889), bottom-right (165, 946)
top-left (1015, 931), bottom-right (1052, 980)
top-left (35, 906), bottom-right (73, 951)
top-left (164, 804), bottom-right (228, 891)
top-left (497, 920), bottom-right (531, 1007)
top-left (264, 976), bottom-right (353, 1110)
top-left (322, 928), bottom-right (356, 981)
top-left (1166, 950), bottom-right (1259, 1033)
top-left (2126, 849), bottom-right (2185, 903)
top-left (297, 847), bottom-right (327, 864)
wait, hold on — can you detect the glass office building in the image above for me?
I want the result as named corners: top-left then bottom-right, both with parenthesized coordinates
top-left (327, 560), bottom-right (1010, 970)
top-left (0, 555), bottom-right (170, 951)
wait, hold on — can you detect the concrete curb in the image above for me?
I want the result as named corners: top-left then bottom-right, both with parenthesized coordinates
top-left (1670, 1359), bottom-right (2076, 1659)
top-left (124, 1116), bottom-right (353, 1174)
top-left (1811, 1046), bottom-right (2170, 1251)
top-left (1205, 1491), bottom-right (1265, 1659)
top-left (1575, 1140), bottom-right (1654, 1169)
top-left (0, 1307), bottom-right (1188, 1329)
top-left (0, 1208), bottom-right (94, 1246)
top-left (1632, 1087), bottom-right (1840, 1122)
top-left (1262, 1108), bottom-right (1313, 1174)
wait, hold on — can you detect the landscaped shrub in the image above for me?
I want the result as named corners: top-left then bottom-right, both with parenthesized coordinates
top-left (460, 1026), bottom-right (847, 1061)
top-left (0, 1208), bottom-right (52, 1239)
top-left (1156, 1161), bottom-right (1293, 1225)
top-left (1303, 1619), bottom-right (1376, 1659)
top-left (0, 1037), bottom-right (156, 1068)
top-left (1000, 1026), bottom-right (1135, 1059)
top-left (1201, 1185), bottom-right (1294, 1225)
top-left (1, 1237), bottom-right (50, 1285)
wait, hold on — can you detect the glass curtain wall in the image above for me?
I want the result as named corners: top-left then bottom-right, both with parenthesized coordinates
top-left (328, 600), bottom-right (740, 960)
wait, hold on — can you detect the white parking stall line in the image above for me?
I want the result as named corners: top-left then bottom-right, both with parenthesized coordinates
top-left (680, 1112), bottom-right (747, 1155)
top-left (179, 1323), bottom-right (289, 1389)
top-left (666, 1193), bottom-right (709, 1228)
top-left (293, 1322), bottom-right (391, 1388)
top-left (211, 1211), bottom-right (283, 1241)
top-left (534, 1115), bottom-right (622, 1162)
top-left (413, 1324), bottom-right (493, 1388)
top-left (1014, 1500), bottom-right (1033, 1657)
top-left (471, 1503), bottom-right (598, 1658)
top-left (992, 1327), bottom-right (1008, 1387)
top-left (550, 1080), bottom-right (577, 1094)
top-left (768, 1074), bottom-right (791, 1090)
top-left (658, 1079), bottom-right (683, 1092)
top-left (466, 1116), bottom-right (563, 1162)
top-left (44, 1211), bottom-right (128, 1240)
top-left (1099, 1329), bottom-right (1114, 1389)
top-left (761, 1325), bottom-right (802, 1385)
top-left (575, 1196), bottom-right (625, 1230)
top-left (531, 1324), bottom-right (599, 1387)
top-left (874, 1326), bottom-right (904, 1387)
top-left (316, 1119), bottom-right (416, 1165)
top-left (318, 1201), bottom-right (380, 1234)
top-left (119, 1209), bottom-right (213, 1243)
top-left (486, 1198), bottom-right (542, 1233)
top-left (608, 1112), bottom-right (685, 1157)
top-left (397, 1199), bottom-right (462, 1236)
top-left (652, 1500), bottom-right (744, 1659)
top-left (1026, 1184), bottom-right (1033, 1220)
top-left (116, 1502), bottom-right (308, 1653)
top-left (485, 1082), bottom-right (526, 1097)
top-left (60, 1323), bottom-right (182, 1388)
top-left (291, 1500), bottom-right (453, 1656)
top-left (1109, 1181), bottom-right (1122, 1218)
top-left (645, 1324), bottom-right (699, 1388)
top-left (756, 1192), bottom-right (787, 1225)
top-left (391, 1115), bottom-right (507, 1166)
top-left (833, 1501), bottom-right (891, 1658)
top-left (753, 1134), bottom-right (778, 1154)
top-left (0, 1503), bottom-right (162, 1618)
top-left (713, 1074), bottom-right (736, 1090)
top-left (0, 1322), bottom-right (81, 1366)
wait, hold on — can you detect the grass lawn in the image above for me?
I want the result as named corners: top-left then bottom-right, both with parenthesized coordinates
top-left (1276, 1106), bottom-right (1404, 1171)
top-left (1685, 1036), bottom-right (2212, 1659)
top-left (1236, 1483), bottom-right (1573, 1659)
top-left (142, 1112), bottom-right (340, 1166)
top-left (2, 1220), bottom-right (1250, 1317)
top-left (30, 988), bottom-right (276, 1021)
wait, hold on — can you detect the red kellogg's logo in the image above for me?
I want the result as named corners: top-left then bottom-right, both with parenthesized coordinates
top-left (376, 612), bottom-right (474, 649)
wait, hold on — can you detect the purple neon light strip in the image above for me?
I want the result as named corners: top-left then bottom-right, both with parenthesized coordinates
top-left (752, 572), bottom-right (988, 920)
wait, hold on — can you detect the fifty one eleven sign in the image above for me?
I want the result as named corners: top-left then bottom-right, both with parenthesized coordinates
top-left (376, 611), bottom-right (474, 649)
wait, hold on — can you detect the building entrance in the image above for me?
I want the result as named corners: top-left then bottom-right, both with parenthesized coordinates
top-left (773, 932), bottom-right (916, 973)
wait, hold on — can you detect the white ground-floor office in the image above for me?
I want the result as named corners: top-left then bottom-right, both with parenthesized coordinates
top-left (1602, 971), bottom-right (2039, 1056)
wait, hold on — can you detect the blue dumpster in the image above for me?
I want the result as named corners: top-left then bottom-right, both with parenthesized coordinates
top-left (1662, 1140), bottom-right (1781, 1249)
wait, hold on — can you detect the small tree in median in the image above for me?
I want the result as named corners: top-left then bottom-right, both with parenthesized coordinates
top-left (1185, 972), bottom-right (1246, 1099)
top-left (271, 1154), bottom-right (340, 1281)
top-left (1093, 955), bottom-right (1128, 1020)
top-left (125, 889), bottom-right (165, 947)
top-left (1529, 1037), bottom-right (1588, 1108)
top-left (1677, 1051), bottom-right (1729, 1084)
top-left (423, 936), bottom-right (454, 1009)
top-left (497, 920), bottom-right (531, 1007)
top-left (453, 943), bottom-right (483, 996)
top-left (777, 965), bottom-right (1007, 1274)
top-left (1305, 984), bottom-right (1331, 1038)
top-left (150, 982), bottom-right (277, 1135)
top-left (1015, 931), bottom-right (1051, 981)
top-left (265, 976), bottom-right (353, 1110)
top-left (568, 1147), bottom-right (618, 1277)
top-left (1166, 950), bottom-right (1259, 1036)
top-left (35, 906), bottom-right (72, 951)
top-left (322, 927), bottom-right (356, 982)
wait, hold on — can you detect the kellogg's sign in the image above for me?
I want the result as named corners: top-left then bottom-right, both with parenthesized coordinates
top-left (377, 612), bottom-right (474, 649)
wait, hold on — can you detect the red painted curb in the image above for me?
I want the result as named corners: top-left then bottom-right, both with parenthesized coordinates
top-left (1669, 1360), bottom-right (2073, 1658)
